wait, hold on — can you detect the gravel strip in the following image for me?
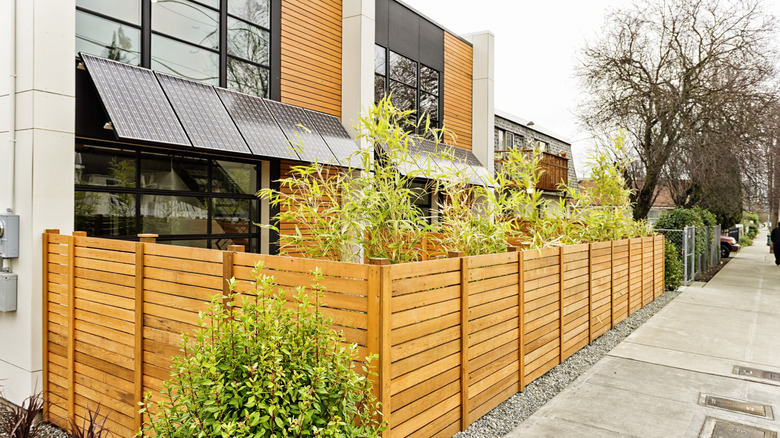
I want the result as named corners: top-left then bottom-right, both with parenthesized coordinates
top-left (456, 288), bottom-right (683, 438)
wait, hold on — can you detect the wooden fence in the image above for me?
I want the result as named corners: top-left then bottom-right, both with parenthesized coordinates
top-left (43, 231), bottom-right (664, 437)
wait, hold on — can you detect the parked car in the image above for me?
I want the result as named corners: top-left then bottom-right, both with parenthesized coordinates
top-left (721, 235), bottom-right (740, 258)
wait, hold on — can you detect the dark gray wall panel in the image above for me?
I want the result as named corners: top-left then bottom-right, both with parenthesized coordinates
top-left (80, 53), bottom-right (191, 146)
top-left (388, 1), bottom-right (420, 60)
top-left (264, 100), bottom-right (339, 165)
top-left (375, 0), bottom-right (389, 47)
top-left (156, 72), bottom-right (251, 154)
top-left (216, 89), bottom-right (300, 160)
top-left (419, 19), bottom-right (444, 71)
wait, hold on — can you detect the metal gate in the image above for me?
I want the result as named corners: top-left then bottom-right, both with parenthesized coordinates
top-left (683, 225), bottom-right (696, 284)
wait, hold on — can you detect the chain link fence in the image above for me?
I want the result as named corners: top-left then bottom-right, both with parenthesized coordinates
top-left (655, 225), bottom-right (721, 286)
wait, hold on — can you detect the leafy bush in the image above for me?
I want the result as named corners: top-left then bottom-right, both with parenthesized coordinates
top-left (140, 265), bottom-right (384, 437)
top-left (260, 97), bottom-right (436, 263)
top-left (654, 208), bottom-right (704, 231)
top-left (664, 241), bottom-right (683, 291)
top-left (740, 234), bottom-right (754, 247)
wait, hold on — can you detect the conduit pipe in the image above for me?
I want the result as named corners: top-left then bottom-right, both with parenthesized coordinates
top-left (7, 0), bottom-right (17, 212)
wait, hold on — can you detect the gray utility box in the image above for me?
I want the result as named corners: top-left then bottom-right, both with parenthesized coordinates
top-left (0, 273), bottom-right (17, 312)
top-left (0, 214), bottom-right (20, 258)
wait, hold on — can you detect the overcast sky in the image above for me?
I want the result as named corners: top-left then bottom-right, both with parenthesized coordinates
top-left (402, 0), bottom-right (780, 178)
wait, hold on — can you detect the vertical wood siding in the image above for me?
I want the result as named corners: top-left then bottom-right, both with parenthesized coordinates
top-left (280, 0), bottom-right (342, 117)
top-left (443, 32), bottom-right (473, 151)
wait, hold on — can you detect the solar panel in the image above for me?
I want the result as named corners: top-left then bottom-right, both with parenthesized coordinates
top-left (304, 110), bottom-right (362, 168)
top-left (263, 99), bottom-right (339, 165)
top-left (80, 53), bottom-right (190, 146)
top-left (216, 89), bottom-right (300, 160)
top-left (156, 73), bottom-right (251, 154)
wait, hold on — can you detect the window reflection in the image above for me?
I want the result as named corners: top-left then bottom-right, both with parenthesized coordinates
top-left (151, 34), bottom-right (219, 84)
top-left (212, 198), bottom-right (258, 234)
top-left (388, 81), bottom-right (416, 112)
top-left (140, 153), bottom-right (209, 191)
top-left (227, 17), bottom-right (269, 65)
top-left (76, 0), bottom-right (141, 25)
top-left (229, 0), bottom-right (270, 29)
top-left (75, 144), bottom-right (262, 251)
top-left (374, 75), bottom-right (386, 104)
top-left (141, 194), bottom-right (209, 235)
top-left (226, 57), bottom-right (270, 98)
top-left (75, 191), bottom-right (136, 237)
top-left (389, 51), bottom-right (417, 87)
top-left (76, 145), bottom-right (136, 187)
top-left (420, 66), bottom-right (438, 94)
top-left (152, 0), bottom-right (219, 49)
top-left (375, 45), bottom-right (386, 75)
top-left (213, 161), bottom-right (258, 194)
top-left (76, 11), bottom-right (141, 65)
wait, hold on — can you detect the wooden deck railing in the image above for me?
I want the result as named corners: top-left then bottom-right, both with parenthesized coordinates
top-left (495, 149), bottom-right (569, 192)
top-left (43, 231), bottom-right (664, 437)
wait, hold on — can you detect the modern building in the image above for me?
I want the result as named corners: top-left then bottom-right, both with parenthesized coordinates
top-left (495, 110), bottom-right (577, 201)
top-left (1, 0), bottom-right (577, 424)
top-left (0, 0), bottom-right (496, 408)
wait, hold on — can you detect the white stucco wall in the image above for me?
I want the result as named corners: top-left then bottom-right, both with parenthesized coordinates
top-left (0, 0), bottom-right (75, 405)
top-left (341, 0), bottom-right (375, 144)
top-left (465, 31), bottom-right (495, 174)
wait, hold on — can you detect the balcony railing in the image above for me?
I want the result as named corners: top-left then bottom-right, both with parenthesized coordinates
top-left (495, 149), bottom-right (569, 192)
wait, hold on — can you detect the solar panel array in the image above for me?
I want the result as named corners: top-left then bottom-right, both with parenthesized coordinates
top-left (216, 89), bottom-right (300, 160)
top-left (80, 54), bottom-right (190, 146)
top-left (264, 100), bottom-right (339, 165)
top-left (80, 53), bottom-right (361, 165)
top-left (156, 73), bottom-right (250, 154)
top-left (304, 110), bottom-right (361, 168)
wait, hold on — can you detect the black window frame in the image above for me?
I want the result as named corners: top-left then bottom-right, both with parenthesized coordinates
top-left (374, 44), bottom-right (441, 132)
top-left (76, 0), bottom-right (279, 99)
top-left (74, 140), bottom-right (264, 252)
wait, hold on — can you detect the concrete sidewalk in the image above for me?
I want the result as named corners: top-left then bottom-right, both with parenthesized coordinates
top-left (507, 229), bottom-right (780, 438)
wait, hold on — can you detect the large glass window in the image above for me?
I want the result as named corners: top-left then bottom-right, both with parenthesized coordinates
top-left (76, 0), bottom-right (272, 97)
top-left (374, 45), bottom-right (441, 131)
top-left (76, 9), bottom-right (141, 65)
top-left (75, 143), bottom-right (262, 252)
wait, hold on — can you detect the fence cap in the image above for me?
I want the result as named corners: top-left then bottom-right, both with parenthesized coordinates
top-left (448, 251), bottom-right (465, 258)
top-left (369, 258), bottom-right (391, 265)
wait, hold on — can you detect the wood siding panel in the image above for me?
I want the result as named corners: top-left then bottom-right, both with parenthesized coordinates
top-left (443, 32), bottom-right (473, 151)
top-left (280, 1), bottom-right (342, 117)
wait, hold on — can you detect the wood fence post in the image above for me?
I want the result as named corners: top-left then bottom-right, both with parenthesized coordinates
top-left (518, 250), bottom-right (526, 392)
top-left (456, 253), bottom-right (470, 430)
top-left (42, 229), bottom-right (59, 417)
top-left (369, 258), bottom-right (391, 437)
top-left (558, 247), bottom-right (564, 362)
top-left (610, 241), bottom-right (615, 329)
top-left (640, 238), bottom-right (645, 308)
top-left (138, 234), bottom-right (157, 243)
top-left (228, 244), bottom-right (245, 253)
top-left (661, 236), bottom-right (666, 294)
top-left (67, 233), bottom-right (82, 420)
top-left (421, 236), bottom-right (429, 261)
top-left (588, 243), bottom-right (593, 344)
top-left (653, 237), bottom-right (658, 300)
top-left (134, 242), bottom-right (145, 432)
top-left (627, 240), bottom-right (633, 315)
top-left (223, 251), bottom-right (234, 305)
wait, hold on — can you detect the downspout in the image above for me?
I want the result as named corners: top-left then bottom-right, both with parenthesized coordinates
top-left (7, 0), bottom-right (17, 212)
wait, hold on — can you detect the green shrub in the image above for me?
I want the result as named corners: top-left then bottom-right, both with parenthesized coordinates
top-left (664, 241), bottom-right (683, 291)
top-left (140, 266), bottom-right (385, 437)
top-left (740, 234), bottom-right (754, 247)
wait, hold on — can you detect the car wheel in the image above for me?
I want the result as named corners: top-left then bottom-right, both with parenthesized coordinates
top-left (721, 244), bottom-right (730, 258)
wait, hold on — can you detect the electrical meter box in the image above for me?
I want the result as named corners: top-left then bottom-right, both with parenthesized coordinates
top-left (0, 214), bottom-right (19, 258)
top-left (0, 273), bottom-right (17, 312)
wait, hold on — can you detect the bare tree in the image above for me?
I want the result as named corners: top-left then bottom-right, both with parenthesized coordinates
top-left (578, 0), bottom-right (777, 220)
